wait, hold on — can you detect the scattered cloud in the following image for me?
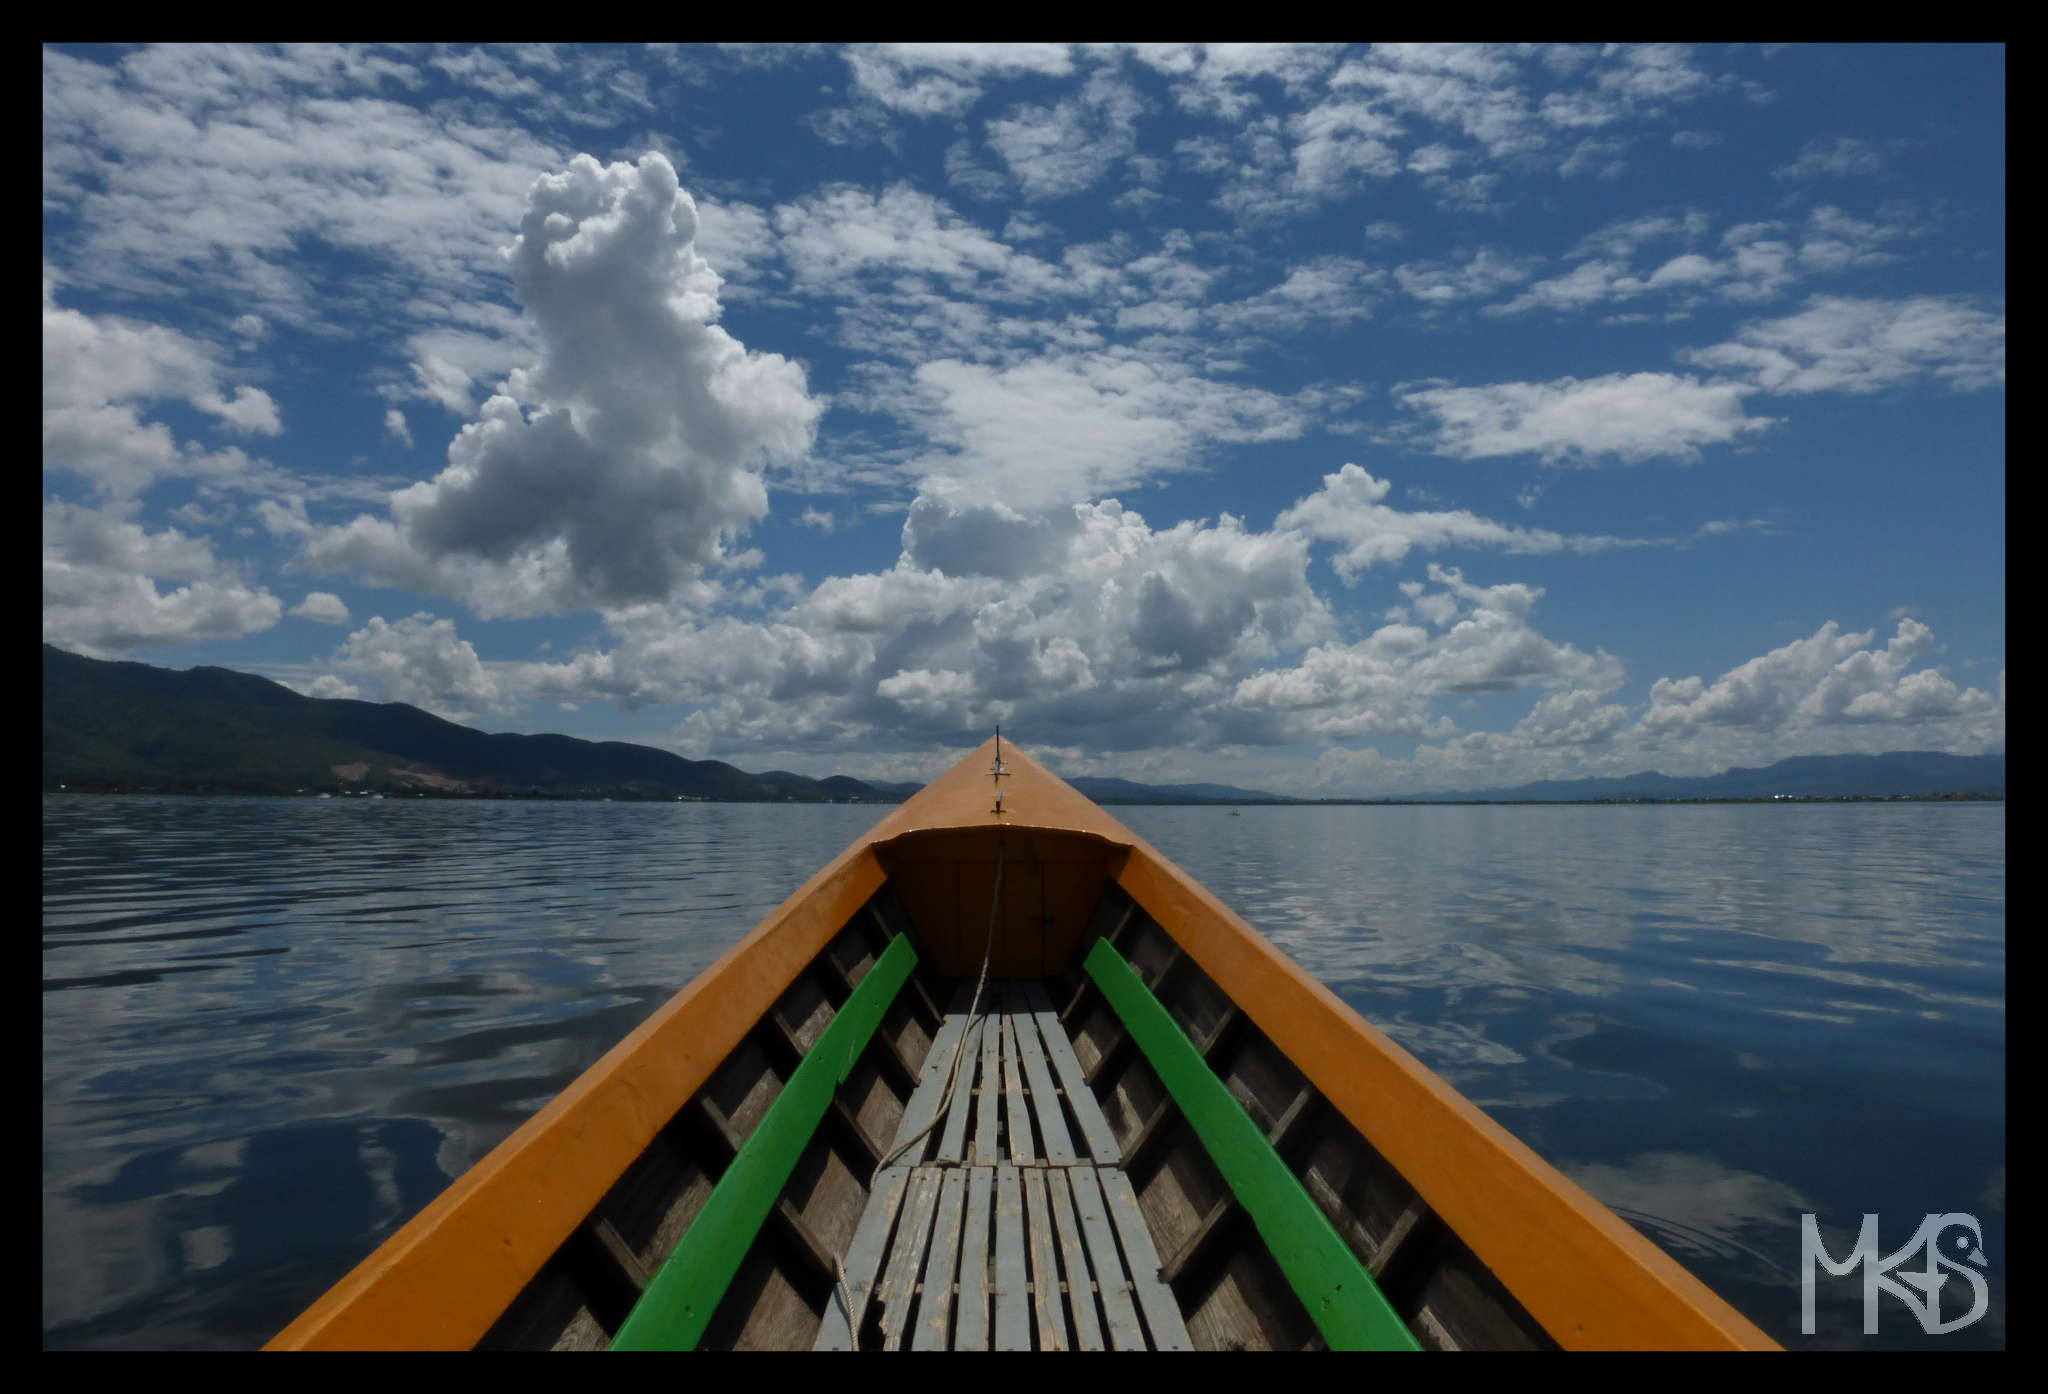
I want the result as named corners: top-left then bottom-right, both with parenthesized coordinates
top-left (1393, 248), bottom-right (1540, 304)
top-left (841, 43), bottom-right (1075, 118)
top-left (1489, 205), bottom-right (1912, 317)
top-left (39, 46), bottom-right (2004, 793)
top-left (43, 293), bottom-right (284, 498)
top-left (1303, 616), bottom-right (2002, 797)
top-left (1774, 135), bottom-right (1894, 180)
top-left (329, 612), bottom-right (503, 722)
top-left (1682, 294), bottom-right (2006, 395)
top-left (894, 352), bottom-right (1327, 506)
top-left (42, 500), bottom-right (281, 656)
top-left (1232, 562), bottom-right (1622, 741)
top-left (291, 591), bottom-right (351, 624)
top-left (984, 70), bottom-right (1145, 201)
top-left (1399, 372), bottom-right (1772, 464)
top-left (1276, 464), bottom-right (1657, 577)
top-left (41, 44), bottom-right (565, 330)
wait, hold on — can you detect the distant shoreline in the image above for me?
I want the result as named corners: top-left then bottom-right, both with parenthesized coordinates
top-left (41, 786), bottom-right (2004, 806)
top-left (45, 647), bottom-right (2003, 807)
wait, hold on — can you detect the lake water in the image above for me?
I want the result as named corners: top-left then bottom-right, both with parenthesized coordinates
top-left (42, 795), bottom-right (2004, 1349)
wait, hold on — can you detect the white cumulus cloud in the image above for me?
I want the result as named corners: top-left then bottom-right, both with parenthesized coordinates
top-left (1231, 561), bottom-right (1620, 741)
top-left (307, 152), bottom-right (823, 612)
top-left (1643, 618), bottom-right (1996, 734)
top-left (42, 500), bottom-right (282, 656)
top-left (329, 613), bottom-right (502, 722)
top-left (291, 592), bottom-right (351, 625)
top-left (43, 293), bottom-right (283, 497)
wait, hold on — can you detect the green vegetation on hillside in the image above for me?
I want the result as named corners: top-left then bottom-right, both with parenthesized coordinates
top-left (41, 645), bottom-right (891, 802)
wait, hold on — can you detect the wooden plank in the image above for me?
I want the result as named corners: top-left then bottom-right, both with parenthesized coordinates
top-left (992, 1166), bottom-right (1031, 1351)
top-left (1121, 1097), bottom-right (1176, 1173)
top-left (1081, 939), bottom-right (1419, 1352)
top-left (1081, 1029), bottom-right (1132, 1088)
top-left (1021, 1167), bottom-right (1068, 1351)
top-left (770, 1198), bottom-right (840, 1290)
top-left (812, 1163), bottom-right (910, 1349)
top-left (1096, 1168), bottom-right (1192, 1351)
top-left (1062, 901), bottom-right (1138, 1020)
top-left (1012, 996), bottom-right (1078, 1165)
top-left (1001, 1000), bottom-right (1035, 1164)
top-left (936, 1011), bottom-right (985, 1164)
top-left (1157, 1097), bottom-right (1312, 1286)
top-left (1301, 1164), bottom-right (1394, 1279)
top-left (1197, 1003), bottom-right (1241, 1058)
top-left (1370, 1196), bottom-right (1428, 1280)
top-left (829, 1095), bottom-right (886, 1172)
top-left (1065, 1166), bottom-right (1146, 1351)
top-left (586, 1217), bottom-right (650, 1290)
top-left (610, 934), bottom-right (918, 1352)
top-left (955, 1167), bottom-right (995, 1351)
top-left (1045, 1170), bottom-right (1103, 1351)
top-left (876, 1169), bottom-right (943, 1351)
top-left (1139, 941), bottom-right (1184, 993)
top-left (904, 969), bottom-right (946, 1030)
top-left (1160, 1192), bottom-right (1234, 1286)
top-left (1021, 980), bottom-right (1121, 1164)
top-left (889, 984), bottom-right (976, 1159)
top-left (973, 1000), bottom-right (1003, 1164)
top-left (913, 1169), bottom-right (969, 1351)
top-left (1264, 1086), bottom-right (1315, 1154)
top-left (873, 1016), bottom-right (926, 1094)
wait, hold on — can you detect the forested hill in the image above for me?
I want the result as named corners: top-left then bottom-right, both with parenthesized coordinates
top-left (41, 644), bottom-right (891, 801)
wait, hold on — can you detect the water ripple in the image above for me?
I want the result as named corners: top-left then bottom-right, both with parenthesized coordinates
top-left (42, 796), bottom-right (2003, 1349)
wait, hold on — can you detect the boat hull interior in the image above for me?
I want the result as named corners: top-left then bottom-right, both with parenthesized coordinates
top-left (269, 740), bottom-right (1774, 1352)
top-left (479, 871), bottom-right (1551, 1351)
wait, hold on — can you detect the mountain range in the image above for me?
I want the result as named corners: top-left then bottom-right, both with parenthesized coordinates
top-left (42, 644), bottom-right (886, 801)
top-left (43, 645), bottom-right (2003, 802)
top-left (1396, 750), bottom-right (2004, 801)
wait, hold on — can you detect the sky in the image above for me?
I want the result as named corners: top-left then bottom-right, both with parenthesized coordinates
top-left (41, 43), bottom-right (2005, 795)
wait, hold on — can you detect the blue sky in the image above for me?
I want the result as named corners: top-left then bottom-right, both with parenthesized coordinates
top-left (42, 44), bottom-right (2004, 794)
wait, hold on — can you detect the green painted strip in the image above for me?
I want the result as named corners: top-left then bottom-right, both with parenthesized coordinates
top-left (1082, 938), bottom-right (1421, 1352)
top-left (610, 933), bottom-right (919, 1351)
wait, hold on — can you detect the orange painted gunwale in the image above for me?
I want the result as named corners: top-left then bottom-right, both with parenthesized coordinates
top-left (269, 737), bottom-right (1776, 1350)
top-left (975, 741), bottom-right (1773, 1348)
top-left (268, 737), bottom-right (1078, 1350)
top-left (265, 841), bottom-right (888, 1349)
top-left (1113, 846), bottom-right (1779, 1350)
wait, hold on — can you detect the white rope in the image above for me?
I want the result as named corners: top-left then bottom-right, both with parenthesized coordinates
top-left (835, 833), bottom-right (1006, 1350)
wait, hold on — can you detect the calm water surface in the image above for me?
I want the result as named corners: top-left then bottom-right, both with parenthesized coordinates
top-left (43, 796), bottom-right (2004, 1349)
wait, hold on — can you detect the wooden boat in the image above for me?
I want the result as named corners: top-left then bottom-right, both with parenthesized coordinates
top-left (268, 737), bottom-right (1777, 1351)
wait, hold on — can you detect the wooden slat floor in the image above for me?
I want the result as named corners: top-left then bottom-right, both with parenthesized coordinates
top-left (817, 980), bottom-right (1191, 1352)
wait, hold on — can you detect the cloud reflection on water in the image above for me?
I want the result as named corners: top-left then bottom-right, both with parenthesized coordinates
top-left (42, 797), bottom-right (2002, 1348)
